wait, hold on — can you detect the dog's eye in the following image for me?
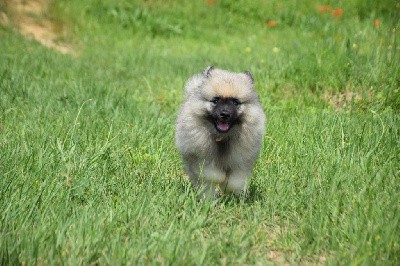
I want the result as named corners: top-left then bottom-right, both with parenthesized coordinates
top-left (232, 99), bottom-right (241, 105)
top-left (211, 97), bottom-right (220, 104)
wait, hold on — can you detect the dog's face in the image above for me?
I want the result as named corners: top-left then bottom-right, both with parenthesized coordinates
top-left (208, 96), bottom-right (241, 133)
top-left (198, 67), bottom-right (255, 134)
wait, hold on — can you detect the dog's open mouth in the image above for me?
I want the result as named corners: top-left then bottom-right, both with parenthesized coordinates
top-left (215, 121), bottom-right (231, 133)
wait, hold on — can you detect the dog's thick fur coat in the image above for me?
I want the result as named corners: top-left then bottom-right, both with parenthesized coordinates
top-left (175, 67), bottom-right (266, 197)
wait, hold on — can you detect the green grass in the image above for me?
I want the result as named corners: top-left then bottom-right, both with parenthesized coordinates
top-left (1, 0), bottom-right (399, 264)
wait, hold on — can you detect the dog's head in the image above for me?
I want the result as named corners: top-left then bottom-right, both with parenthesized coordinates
top-left (200, 66), bottom-right (256, 134)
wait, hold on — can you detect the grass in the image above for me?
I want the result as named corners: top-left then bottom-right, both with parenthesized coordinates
top-left (1, 0), bottom-right (399, 264)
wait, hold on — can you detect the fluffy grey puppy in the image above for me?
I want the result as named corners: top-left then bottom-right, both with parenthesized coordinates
top-left (175, 66), bottom-right (266, 198)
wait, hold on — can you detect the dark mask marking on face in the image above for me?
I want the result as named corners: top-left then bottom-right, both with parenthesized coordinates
top-left (208, 97), bottom-right (241, 133)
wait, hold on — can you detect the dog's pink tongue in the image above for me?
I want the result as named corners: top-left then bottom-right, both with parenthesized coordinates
top-left (217, 121), bottom-right (230, 132)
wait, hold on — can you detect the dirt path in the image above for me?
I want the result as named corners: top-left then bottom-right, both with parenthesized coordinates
top-left (1, 0), bottom-right (76, 55)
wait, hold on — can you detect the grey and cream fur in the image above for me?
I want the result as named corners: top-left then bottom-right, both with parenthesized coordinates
top-left (175, 67), bottom-right (266, 197)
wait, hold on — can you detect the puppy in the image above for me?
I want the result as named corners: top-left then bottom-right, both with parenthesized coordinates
top-left (175, 66), bottom-right (265, 197)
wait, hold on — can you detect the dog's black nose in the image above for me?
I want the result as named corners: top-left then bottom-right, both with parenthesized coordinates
top-left (219, 110), bottom-right (231, 119)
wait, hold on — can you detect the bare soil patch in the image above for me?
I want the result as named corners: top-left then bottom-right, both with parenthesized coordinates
top-left (1, 0), bottom-right (76, 55)
top-left (322, 89), bottom-right (374, 111)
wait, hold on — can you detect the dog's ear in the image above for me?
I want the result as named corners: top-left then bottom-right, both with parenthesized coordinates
top-left (204, 66), bottom-right (214, 78)
top-left (244, 71), bottom-right (254, 84)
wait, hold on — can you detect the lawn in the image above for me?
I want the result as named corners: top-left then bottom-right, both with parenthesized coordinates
top-left (0, 0), bottom-right (399, 264)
